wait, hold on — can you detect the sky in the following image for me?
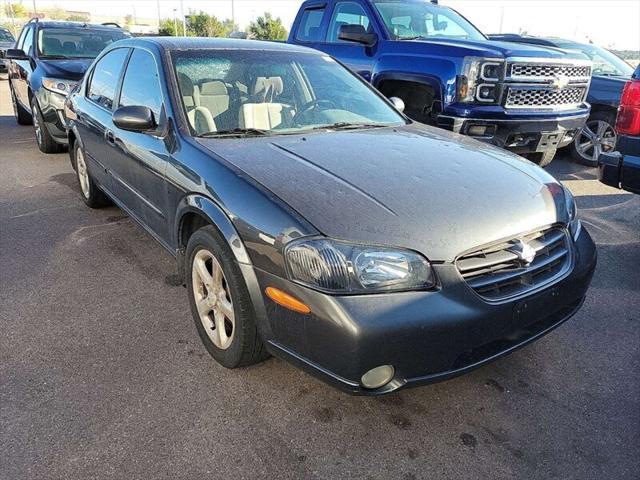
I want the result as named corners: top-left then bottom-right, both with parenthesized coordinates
top-left (6, 0), bottom-right (640, 50)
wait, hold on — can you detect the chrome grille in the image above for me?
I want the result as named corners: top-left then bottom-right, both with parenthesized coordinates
top-left (505, 87), bottom-right (587, 108)
top-left (456, 227), bottom-right (571, 301)
top-left (510, 64), bottom-right (591, 80)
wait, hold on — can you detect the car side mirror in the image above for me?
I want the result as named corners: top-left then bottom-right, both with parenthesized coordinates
top-left (389, 97), bottom-right (405, 113)
top-left (113, 105), bottom-right (156, 132)
top-left (338, 24), bottom-right (377, 47)
top-left (5, 48), bottom-right (28, 60)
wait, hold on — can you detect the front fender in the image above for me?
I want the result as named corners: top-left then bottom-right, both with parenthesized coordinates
top-left (174, 193), bottom-right (251, 265)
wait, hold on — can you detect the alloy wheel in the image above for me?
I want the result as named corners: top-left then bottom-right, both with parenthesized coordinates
top-left (574, 119), bottom-right (617, 164)
top-left (75, 148), bottom-right (90, 199)
top-left (191, 249), bottom-right (235, 350)
top-left (32, 101), bottom-right (43, 147)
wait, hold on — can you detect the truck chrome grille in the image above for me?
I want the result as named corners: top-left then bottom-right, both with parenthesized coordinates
top-left (505, 86), bottom-right (587, 108)
top-left (456, 227), bottom-right (572, 302)
top-left (509, 64), bottom-right (591, 80)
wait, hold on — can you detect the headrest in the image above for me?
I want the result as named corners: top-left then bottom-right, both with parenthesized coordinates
top-left (200, 80), bottom-right (228, 96)
top-left (177, 72), bottom-right (194, 96)
top-left (252, 77), bottom-right (284, 101)
top-left (44, 38), bottom-right (62, 53)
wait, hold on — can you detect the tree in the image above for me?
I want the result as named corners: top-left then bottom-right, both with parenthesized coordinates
top-left (4, 2), bottom-right (27, 18)
top-left (159, 18), bottom-right (177, 36)
top-left (248, 13), bottom-right (288, 41)
top-left (186, 10), bottom-right (233, 38)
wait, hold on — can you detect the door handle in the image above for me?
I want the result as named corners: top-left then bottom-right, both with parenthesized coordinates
top-left (105, 130), bottom-right (115, 145)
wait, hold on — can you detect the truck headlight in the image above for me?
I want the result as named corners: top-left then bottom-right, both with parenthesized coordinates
top-left (42, 77), bottom-right (78, 97)
top-left (457, 58), bottom-right (504, 104)
top-left (285, 238), bottom-right (436, 294)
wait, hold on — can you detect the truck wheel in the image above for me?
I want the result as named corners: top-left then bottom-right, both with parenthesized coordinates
top-left (186, 225), bottom-right (269, 368)
top-left (10, 85), bottom-right (32, 125)
top-left (32, 98), bottom-right (64, 154)
top-left (525, 149), bottom-right (556, 168)
top-left (570, 111), bottom-right (617, 167)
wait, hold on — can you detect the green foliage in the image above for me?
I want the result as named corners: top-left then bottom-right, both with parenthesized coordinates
top-left (4, 2), bottom-right (27, 18)
top-left (159, 19), bottom-right (178, 36)
top-left (186, 10), bottom-right (235, 38)
top-left (66, 13), bottom-right (90, 23)
top-left (248, 13), bottom-right (288, 41)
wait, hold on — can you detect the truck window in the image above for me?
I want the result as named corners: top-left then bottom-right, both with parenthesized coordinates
top-left (21, 26), bottom-right (34, 56)
top-left (327, 2), bottom-right (372, 43)
top-left (296, 8), bottom-right (325, 42)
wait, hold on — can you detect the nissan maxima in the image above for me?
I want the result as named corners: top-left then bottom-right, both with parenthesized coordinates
top-left (64, 38), bottom-right (596, 394)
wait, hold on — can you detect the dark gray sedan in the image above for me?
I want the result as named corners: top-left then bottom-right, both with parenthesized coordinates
top-left (64, 37), bottom-right (596, 394)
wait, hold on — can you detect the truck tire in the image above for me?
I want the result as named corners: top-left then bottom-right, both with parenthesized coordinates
top-left (570, 111), bottom-right (617, 167)
top-left (525, 149), bottom-right (556, 168)
top-left (10, 85), bottom-right (32, 125)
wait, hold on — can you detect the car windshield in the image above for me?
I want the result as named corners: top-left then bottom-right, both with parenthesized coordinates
top-left (172, 49), bottom-right (406, 137)
top-left (553, 40), bottom-right (634, 77)
top-left (0, 30), bottom-right (14, 42)
top-left (37, 28), bottom-right (129, 59)
top-left (372, 0), bottom-right (485, 41)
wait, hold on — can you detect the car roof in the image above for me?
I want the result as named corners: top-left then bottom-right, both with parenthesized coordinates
top-left (34, 20), bottom-right (127, 31)
top-left (114, 36), bottom-right (319, 55)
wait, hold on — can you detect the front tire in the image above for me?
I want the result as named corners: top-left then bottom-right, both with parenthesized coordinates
top-left (10, 85), bottom-right (32, 125)
top-left (570, 111), bottom-right (617, 167)
top-left (31, 98), bottom-right (64, 154)
top-left (74, 142), bottom-right (109, 208)
top-left (186, 225), bottom-right (268, 368)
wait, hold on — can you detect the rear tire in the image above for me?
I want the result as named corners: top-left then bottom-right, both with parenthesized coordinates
top-left (10, 85), bottom-right (32, 125)
top-left (32, 98), bottom-right (64, 154)
top-left (525, 149), bottom-right (556, 168)
top-left (73, 142), bottom-right (110, 208)
top-left (186, 225), bottom-right (269, 369)
top-left (570, 111), bottom-right (617, 167)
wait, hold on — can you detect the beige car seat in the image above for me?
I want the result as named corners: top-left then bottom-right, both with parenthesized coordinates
top-left (238, 77), bottom-right (287, 130)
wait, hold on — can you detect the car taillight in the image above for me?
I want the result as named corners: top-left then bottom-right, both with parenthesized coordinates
top-left (616, 79), bottom-right (640, 136)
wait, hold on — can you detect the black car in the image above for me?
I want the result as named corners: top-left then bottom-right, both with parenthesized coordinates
top-left (6, 19), bottom-right (129, 153)
top-left (489, 34), bottom-right (635, 166)
top-left (0, 27), bottom-right (15, 74)
top-left (65, 37), bottom-right (596, 395)
top-left (599, 65), bottom-right (640, 194)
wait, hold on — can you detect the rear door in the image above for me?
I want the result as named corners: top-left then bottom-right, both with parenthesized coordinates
top-left (109, 47), bottom-right (171, 243)
top-left (78, 47), bottom-right (130, 190)
top-left (319, 0), bottom-right (378, 82)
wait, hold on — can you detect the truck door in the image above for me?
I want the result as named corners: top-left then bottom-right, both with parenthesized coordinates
top-left (321, 1), bottom-right (378, 82)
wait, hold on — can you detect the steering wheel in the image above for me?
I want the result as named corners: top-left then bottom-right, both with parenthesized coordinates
top-left (293, 99), bottom-right (336, 124)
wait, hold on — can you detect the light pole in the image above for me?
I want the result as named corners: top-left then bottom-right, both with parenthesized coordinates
top-left (32, 0), bottom-right (37, 16)
top-left (156, 0), bottom-right (161, 29)
top-left (173, 8), bottom-right (178, 36)
top-left (180, 0), bottom-right (186, 36)
top-left (231, 0), bottom-right (235, 31)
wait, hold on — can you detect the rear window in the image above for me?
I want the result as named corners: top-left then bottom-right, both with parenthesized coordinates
top-left (296, 8), bottom-right (325, 42)
top-left (38, 27), bottom-right (129, 59)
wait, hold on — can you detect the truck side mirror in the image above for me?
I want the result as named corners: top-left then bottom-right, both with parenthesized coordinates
top-left (5, 48), bottom-right (28, 60)
top-left (338, 25), bottom-right (377, 47)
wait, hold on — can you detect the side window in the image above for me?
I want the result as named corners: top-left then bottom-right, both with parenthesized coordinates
top-left (327, 2), bottom-right (371, 43)
top-left (118, 49), bottom-right (163, 121)
top-left (16, 27), bottom-right (28, 50)
top-left (296, 8), bottom-right (325, 42)
top-left (21, 26), bottom-right (33, 55)
top-left (87, 48), bottom-right (129, 110)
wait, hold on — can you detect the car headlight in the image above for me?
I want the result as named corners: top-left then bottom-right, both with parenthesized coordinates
top-left (42, 77), bottom-right (78, 96)
top-left (285, 238), bottom-right (436, 294)
top-left (457, 57), bottom-right (504, 104)
top-left (564, 187), bottom-right (581, 240)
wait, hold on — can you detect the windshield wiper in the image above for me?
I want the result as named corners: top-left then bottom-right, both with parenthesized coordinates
top-left (200, 128), bottom-right (272, 138)
top-left (310, 122), bottom-right (388, 131)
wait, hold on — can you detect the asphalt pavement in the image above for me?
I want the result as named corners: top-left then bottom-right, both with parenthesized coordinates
top-left (1, 78), bottom-right (639, 480)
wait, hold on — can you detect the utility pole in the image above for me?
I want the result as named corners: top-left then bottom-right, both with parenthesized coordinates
top-left (173, 8), bottom-right (178, 36)
top-left (156, 0), bottom-right (162, 29)
top-left (32, 0), bottom-right (37, 17)
top-left (499, 7), bottom-right (504, 34)
top-left (231, 0), bottom-right (235, 31)
top-left (180, 0), bottom-right (186, 36)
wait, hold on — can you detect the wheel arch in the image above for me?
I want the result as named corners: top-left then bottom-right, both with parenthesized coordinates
top-left (373, 72), bottom-right (444, 122)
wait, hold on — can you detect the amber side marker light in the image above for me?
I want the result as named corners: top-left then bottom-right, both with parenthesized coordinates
top-left (265, 287), bottom-right (311, 314)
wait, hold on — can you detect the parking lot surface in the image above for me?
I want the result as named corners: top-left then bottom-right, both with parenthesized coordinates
top-left (1, 78), bottom-right (639, 480)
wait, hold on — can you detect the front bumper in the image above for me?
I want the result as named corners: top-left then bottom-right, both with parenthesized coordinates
top-left (438, 111), bottom-right (589, 154)
top-left (34, 88), bottom-right (69, 145)
top-left (598, 135), bottom-right (640, 195)
top-left (251, 226), bottom-right (597, 395)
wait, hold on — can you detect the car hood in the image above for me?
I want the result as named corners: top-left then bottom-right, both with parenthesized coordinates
top-left (39, 59), bottom-right (93, 81)
top-left (196, 125), bottom-right (569, 262)
top-left (404, 37), bottom-right (587, 60)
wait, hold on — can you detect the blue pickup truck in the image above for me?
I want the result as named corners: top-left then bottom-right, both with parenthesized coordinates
top-left (288, 0), bottom-right (593, 166)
